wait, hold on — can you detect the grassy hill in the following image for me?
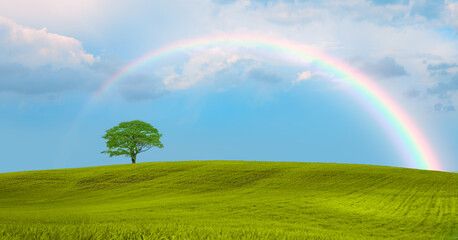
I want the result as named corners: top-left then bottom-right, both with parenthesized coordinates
top-left (0, 161), bottom-right (456, 240)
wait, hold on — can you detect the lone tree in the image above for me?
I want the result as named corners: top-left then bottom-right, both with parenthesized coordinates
top-left (102, 120), bottom-right (163, 164)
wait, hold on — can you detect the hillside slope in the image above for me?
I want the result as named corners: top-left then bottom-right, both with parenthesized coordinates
top-left (0, 161), bottom-right (456, 239)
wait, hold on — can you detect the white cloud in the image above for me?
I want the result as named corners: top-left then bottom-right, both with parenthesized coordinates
top-left (1, 0), bottom-right (457, 107)
top-left (0, 17), bottom-right (109, 97)
top-left (295, 71), bottom-right (313, 84)
top-left (0, 16), bottom-right (97, 68)
top-left (0, 0), bottom-right (100, 38)
top-left (161, 48), bottom-right (254, 90)
top-left (201, 0), bottom-right (458, 110)
top-left (293, 70), bottom-right (336, 85)
top-left (446, 1), bottom-right (458, 33)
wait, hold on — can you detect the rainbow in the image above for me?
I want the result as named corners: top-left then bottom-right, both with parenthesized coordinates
top-left (93, 34), bottom-right (442, 171)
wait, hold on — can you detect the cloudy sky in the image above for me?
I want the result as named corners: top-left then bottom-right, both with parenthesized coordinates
top-left (1, 0), bottom-right (458, 172)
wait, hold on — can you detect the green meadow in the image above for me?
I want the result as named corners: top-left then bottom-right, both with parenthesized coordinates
top-left (0, 161), bottom-right (456, 240)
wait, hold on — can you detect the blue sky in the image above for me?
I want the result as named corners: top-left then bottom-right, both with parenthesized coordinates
top-left (1, 0), bottom-right (458, 172)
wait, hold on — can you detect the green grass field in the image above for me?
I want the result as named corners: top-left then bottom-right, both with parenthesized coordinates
top-left (0, 161), bottom-right (456, 240)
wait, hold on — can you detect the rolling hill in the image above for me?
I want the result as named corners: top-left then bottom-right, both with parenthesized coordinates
top-left (0, 161), bottom-right (456, 239)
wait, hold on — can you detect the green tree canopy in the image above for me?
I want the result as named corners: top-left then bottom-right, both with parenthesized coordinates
top-left (102, 120), bottom-right (163, 164)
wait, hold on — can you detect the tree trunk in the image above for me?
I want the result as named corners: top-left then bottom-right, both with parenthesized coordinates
top-left (131, 154), bottom-right (136, 164)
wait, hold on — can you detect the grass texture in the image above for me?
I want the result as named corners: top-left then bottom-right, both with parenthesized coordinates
top-left (0, 161), bottom-right (456, 239)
